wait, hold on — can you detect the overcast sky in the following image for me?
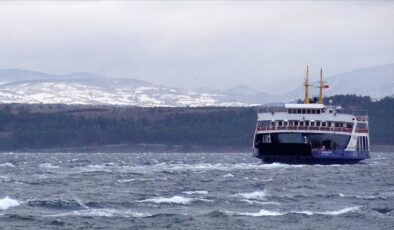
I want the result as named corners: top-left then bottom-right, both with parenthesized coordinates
top-left (0, 1), bottom-right (393, 93)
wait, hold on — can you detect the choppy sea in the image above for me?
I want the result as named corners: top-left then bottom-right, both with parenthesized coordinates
top-left (0, 152), bottom-right (393, 229)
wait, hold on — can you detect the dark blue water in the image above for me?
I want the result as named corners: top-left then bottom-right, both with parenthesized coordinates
top-left (0, 152), bottom-right (393, 229)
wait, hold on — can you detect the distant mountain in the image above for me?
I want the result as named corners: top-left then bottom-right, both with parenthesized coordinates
top-left (0, 69), bottom-right (58, 83)
top-left (0, 63), bottom-right (391, 106)
top-left (286, 63), bottom-right (394, 100)
top-left (0, 69), bottom-right (253, 106)
top-left (217, 85), bottom-right (276, 104)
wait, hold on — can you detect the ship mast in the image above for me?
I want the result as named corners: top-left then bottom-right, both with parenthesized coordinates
top-left (318, 68), bottom-right (323, 104)
top-left (304, 65), bottom-right (310, 104)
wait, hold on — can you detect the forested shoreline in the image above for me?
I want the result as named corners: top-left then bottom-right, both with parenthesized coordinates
top-left (0, 95), bottom-right (392, 152)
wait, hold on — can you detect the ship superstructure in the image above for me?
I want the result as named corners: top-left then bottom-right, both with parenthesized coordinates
top-left (253, 67), bottom-right (370, 164)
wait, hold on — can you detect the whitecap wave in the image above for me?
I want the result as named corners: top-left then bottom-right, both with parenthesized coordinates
top-left (139, 196), bottom-right (193, 204)
top-left (0, 163), bottom-right (15, 168)
top-left (39, 163), bottom-right (59, 169)
top-left (117, 177), bottom-right (168, 183)
top-left (316, 206), bottom-right (361, 215)
top-left (0, 196), bottom-right (21, 210)
top-left (49, 208), bottom-right (150, 217)
top-left (182, 190), bottom-right (208, 195)
top-left (139, 195), bottom-right (212, 205)
top-left (117, 179), bottom-right (136, 183)
top-left (223, 173), bottom-right (234, 178)
top-left (230, 209), bottom-right (283, 216)
top-left (234, 191), bottom-right (267, 200)
top-left (230, 206), bottom-right (361, 217)
top-left (73, 162), bottom-right (301, 175)
top-left (240, 199), bottom-right (280, 205)
top-left (0, 176), bottom-right (10, 181)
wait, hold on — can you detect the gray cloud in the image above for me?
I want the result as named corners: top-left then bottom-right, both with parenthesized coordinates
top-left (0, 1), bottom-right (393, 93)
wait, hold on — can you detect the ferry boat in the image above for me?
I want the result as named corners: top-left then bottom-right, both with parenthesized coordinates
top-left (253, 67), bottom-right (370, 164)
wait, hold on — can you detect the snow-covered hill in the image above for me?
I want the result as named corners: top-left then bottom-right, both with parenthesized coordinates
top-left (0, 70), bottom-right (253, 106)
top-left (0, 63), bottom-right (392, 106)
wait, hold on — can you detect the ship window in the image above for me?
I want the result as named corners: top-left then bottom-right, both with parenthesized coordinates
top-left (346, 123), bottom-right (353, 128)
top-left (259, 121), bottom-right (270, 127)
top-left (297, 109), bottom-right (301, 114)
top-left (329, 109), bottom-right (333, 113)
top-left (305, 121), bottom-right (309, 126)
top-left (327, 122), bottom-right (332, 127)
top-left (356, 123), bottom-right (367, 129)
top-left (335, 122), bottom-right (341, 127)
top-left (312, 109), bottom-right (316, 114)
top-left (271, 121), bottom-right (275, 127)
top-left (322, 122), bottom-right (326, 127)
top-left (307, 109), bottom-right (311, 114)
top-left (310, 122), bottom-right (315, 127)
top-left (302, 109), bottom-right (306, 114)
top-left (317, 109), bottom-right (321, 114)
top-left (294, 121), bottom-right (298, 126)
top-left (300, 121), bottom-right (304, 126)
top-left (278, 121), bottom-right (283, 126)
top-left (288, 109), bottom-right (292, 114)
top-left (316, 121), bottom-right (321, 126)
top-left (284, 121), bottom-right (288, 126)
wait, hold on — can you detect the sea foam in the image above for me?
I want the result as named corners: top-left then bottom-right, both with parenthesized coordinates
top-left (234, 191), bottom-right (267, 200)
top-left (0, 196), bottom-right (20, 210)
top-left (182, 190), bottom-right (208, 195)
top-left (39, 163), bottom-right (59, 169)
top-left (139, 196), bottom-right (193, 205)
top-left (49, 208), bottom-right (150, 217)
top-left (0, 163), bottom-right (16, 168)
top-left (139, 195), bottom-right (212, 205)
top-left (230, 206), bottom-right (361, 217)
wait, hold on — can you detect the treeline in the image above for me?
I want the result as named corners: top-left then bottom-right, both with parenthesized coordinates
top-left (0, 106), bottom-right (257, 151)
top-left (0, 95), bottom-right (392, 151)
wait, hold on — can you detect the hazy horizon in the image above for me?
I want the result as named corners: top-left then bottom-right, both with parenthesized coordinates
top-left (0, 1), bottom-right (393, 93)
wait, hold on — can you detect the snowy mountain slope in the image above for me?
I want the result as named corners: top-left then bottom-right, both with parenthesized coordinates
top-left (0, 72), bottom-right (253, 106)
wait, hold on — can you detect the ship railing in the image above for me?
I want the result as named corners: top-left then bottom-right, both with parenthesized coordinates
top-left (256, 126), bottom-right (357, 133)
